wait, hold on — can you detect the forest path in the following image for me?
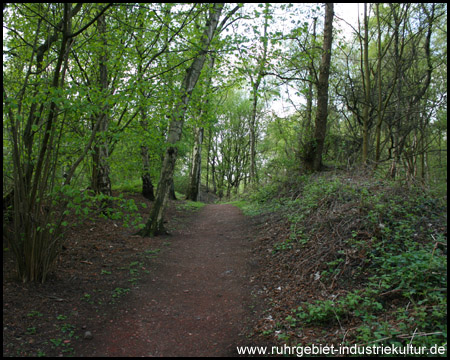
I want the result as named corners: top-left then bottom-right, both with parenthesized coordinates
top-left (80, 204), bottom-right (259, 357)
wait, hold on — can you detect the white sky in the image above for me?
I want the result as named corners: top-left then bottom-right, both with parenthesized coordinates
top-left (272, 3), bottom-right (364, 117)
top-left (3, 3), bottom-right (365, 116)
top-left (335, 3), bottom-right (365, 35)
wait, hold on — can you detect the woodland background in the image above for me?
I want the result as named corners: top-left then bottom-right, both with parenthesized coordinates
top-left (2, 0), bottom-right (447, 326)
top-left (3, 3), bottom-right (447, 356)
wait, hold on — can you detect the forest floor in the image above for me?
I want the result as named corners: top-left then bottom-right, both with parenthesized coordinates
top-left (3, 174), bottom-right (447, 357)
top-left (3, 193), bottom-right (272, 357)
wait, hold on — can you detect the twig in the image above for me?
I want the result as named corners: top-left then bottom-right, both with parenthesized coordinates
top-left (364, 331), bottom-right (444, 346)
top-left (37, 294), bottom-right (68, 302)
top-left (379, 288), bottom-right (403, 297)
top-left (409, 327), bottom-right (418, 345)
top-left (342, 327), bottom-right (358, 343)
top-left (398, 331), bottom-right (443, 339)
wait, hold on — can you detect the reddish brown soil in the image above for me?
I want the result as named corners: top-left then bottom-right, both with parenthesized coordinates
top-left (3, 196), bottom-right (268, 357)
top-left (78, 204), bottom-right (260, 357)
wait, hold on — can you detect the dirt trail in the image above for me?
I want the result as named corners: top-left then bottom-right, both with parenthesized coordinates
top-left (79, 204), bottom-right (258, 357)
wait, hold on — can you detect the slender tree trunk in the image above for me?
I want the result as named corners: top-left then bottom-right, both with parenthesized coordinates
top-left (298, 17), bottom-right (316, 164)
top-left (138, 3), bottom-right (223, 236)
top-left (374, 4), bottom-right (402, 168)
top-left (8, 3), bottom-right (74, 282)
top-left (206, 127), bottom-right (213, 192)
top-left (211, 148), bottom-right (217, 194)
top-left (139, 106), bottom-right (155, 200)
top-left (249, 89), bottom-right (258, 184)
top-left (92, 14), bottom-right (111, 195)
top-left (248, 4), bottom-right (270, 185)
top-left (92, 114), bottom-right (111, 196)
top-left (168, 177), bottom-right (177, 200)
top-left (306, 17), bottom-right (317, 135)
top-left (187, 56), bottom-right (214, 201)
top-left (186, 126), bottom-right (204, 201)
top-left (374, 3), bottom-right (383, 166)
top-left (141, 144), bottom-right (155, 200)
top-left (362, 3), bottom-right (370, 164)
top-left (302, 3), bottom-right (334, 171)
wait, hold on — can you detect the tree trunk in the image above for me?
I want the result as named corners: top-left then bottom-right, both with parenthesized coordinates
top-left (168, 179), bottom-right (177, 200)
top-left (7, 3), bottom-right (74, 282)
top-left (302, 3), bottom-right (334, 171)
top-left (374, 3), bottom-right (383, 166)
top-left (138, 3), bottom-right (223, 236)
top-left (187, 55), bottom-right (214, 201)
top-left (186, 126), bottom-right (204, 201)
top-left (306, 17), bottom-right (317, 135)
top-left (139, 106), bottom-right (155, 201)
top-left (211, 151), bottom-right (217, 194)
top-left (362, 3), bottom-right (370, 164)
top-left (249, 89), bottom-right (259, 184)
top-left (92, 15), bottom-right (111, 196)
top-left (248, 3), bottom-right (270, 185)
top-left (206, 127), bottom-right (213, 192)
top-left (298, 17), bottom-right (316, 164)
top-left (141, 145), bottom-right (155, 201)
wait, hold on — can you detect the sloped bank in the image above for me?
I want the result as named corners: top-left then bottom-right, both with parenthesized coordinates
top-left (237, 171), bottom-right (447, 353)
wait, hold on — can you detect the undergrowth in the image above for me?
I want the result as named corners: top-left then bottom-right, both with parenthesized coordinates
top-left (176, 200), bottom-right (206, 212)
top-left (242, 171), bottom-right (447, 354)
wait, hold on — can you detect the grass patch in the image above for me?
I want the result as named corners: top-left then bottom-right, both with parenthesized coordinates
top-left (176, 200), bottom-right (206, 212)
top-left (225, 200), bottom-right (263, 216)
top-left (112, 179), bottom-right (142, 193)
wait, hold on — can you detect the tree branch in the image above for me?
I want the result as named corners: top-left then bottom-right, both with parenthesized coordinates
top-left (68, 4), bottom-right (112, 38)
